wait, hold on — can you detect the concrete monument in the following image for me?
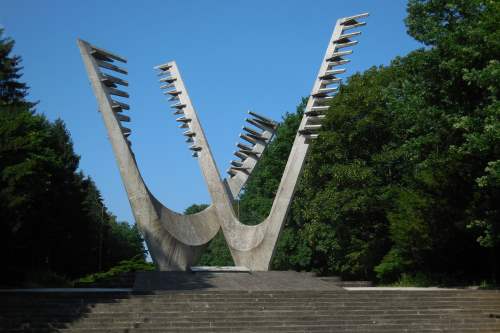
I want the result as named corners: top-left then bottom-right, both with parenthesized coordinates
top-left (78, 13), bottom-right (368, 271)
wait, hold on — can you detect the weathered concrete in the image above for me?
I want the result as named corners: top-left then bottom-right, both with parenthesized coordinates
top-left (78, 41), bottom-right (220, 271)
top-left (78, 12), bottom-right (369, 271)
top-left (133, 271), bottom-right (341, 291)
top-left (212, 13), bottom-right (370, 270)
top-left (4, 287), bottom-right (500, 332)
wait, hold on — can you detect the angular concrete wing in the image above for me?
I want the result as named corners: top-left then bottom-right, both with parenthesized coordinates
top-left (216, 13), bottom-right (370, 270)
top-left (78, 40), bottom-right (220, 271)
top-left (153, 61), bottom-right (250, 219)
top-left (155, 64), bottom-right (278, 202)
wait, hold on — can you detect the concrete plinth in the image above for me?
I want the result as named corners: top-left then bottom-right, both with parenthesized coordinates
top-left (133, 271), bottom-right (342, 291)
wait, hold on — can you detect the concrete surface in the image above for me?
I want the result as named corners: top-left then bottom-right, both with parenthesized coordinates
top-left (78, 13), bottom-right (369, 272)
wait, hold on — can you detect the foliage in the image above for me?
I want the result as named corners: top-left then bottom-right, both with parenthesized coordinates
top-left (183, 203), bottom-right (234, 266)
top-left (76, 256), bottom-right (155, 286)
top-left (389, 273), bottom-right (434, 287)
top-left (239, 100), bottom-right (305, 226)
top-left (3, 0), bottom-right (497, 287)
top-left (197, 231), bottom-right (234, 266)
top-left (197, 0), bottom-right (500, 284)
top-left (0, 29), bottom-right (146, 286)
top-left (184, 203), bottom-right (209, 215)
top-left (0, 29), bottom-right (34, 108)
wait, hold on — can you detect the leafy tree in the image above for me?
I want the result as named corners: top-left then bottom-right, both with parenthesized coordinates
top-left (0, 30), bottom-right (145, 286)
top-left (183, 203), bottom-right (234, 266)
top-left (184, 203), bottom-right (209, 215)
top-left (0, 29), bottom-right (34, 108)
top-left (236, 0), bottom-right (500, 284)
top-left (374, 0), bottom-right (500, 282)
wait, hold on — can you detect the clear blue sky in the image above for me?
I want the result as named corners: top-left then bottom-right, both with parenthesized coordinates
top-left (1, 0), bottom-right (421, 224)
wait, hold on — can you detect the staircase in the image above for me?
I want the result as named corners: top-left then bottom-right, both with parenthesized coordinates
top-left (2, 288), bottom-right (500, 332)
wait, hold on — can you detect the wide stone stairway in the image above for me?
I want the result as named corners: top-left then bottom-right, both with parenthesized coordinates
top-left (1, 272), bottom-right (500, 332)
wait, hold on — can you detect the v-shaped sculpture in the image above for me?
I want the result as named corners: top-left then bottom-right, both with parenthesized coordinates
top-left (78, 13), bottom-right (368, 271)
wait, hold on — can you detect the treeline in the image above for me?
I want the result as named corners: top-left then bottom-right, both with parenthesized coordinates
top-left (0, 30), bottom-right (145, 286)
top-left (200, 0), bottom-right (500, 284)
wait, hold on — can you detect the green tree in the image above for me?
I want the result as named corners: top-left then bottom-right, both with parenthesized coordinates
top-left (0, 30), bottom-right (145, 286)
top-left (0, 29), bottom-right (34, 108)
top-left (238, 0), bottom-right (499, 284)
top-left (374, 0), bottom-right (500, 282)
top-left (184, 203), bottom-right (234, 266)
top-left (238, 100), bottom-right (305, 226)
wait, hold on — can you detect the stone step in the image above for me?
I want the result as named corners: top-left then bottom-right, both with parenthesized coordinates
top-left (2, 288), bottom-right (500, 333)
top-left (24, 294), bottom-right (493, 300)
top-left (4, 313), bottom-right (495, 325)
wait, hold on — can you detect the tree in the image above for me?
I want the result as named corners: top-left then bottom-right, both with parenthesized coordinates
top-left (0, 29), bottom-right (34, 108)
top-left (0, 30), bottom-right (145, 286)
top-left (238, 100), bottom-right (305, 226)
top-left (184, 203), bottom-right (234, 266)
top-left (237, 0), bottom-right (499, 284)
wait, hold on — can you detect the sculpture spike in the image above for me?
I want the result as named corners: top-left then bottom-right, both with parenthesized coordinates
top-left (116, 114), bottom-right (130, 122)
top-left (335, 40), bottom-right (358, 49)
top-left (313, 87), bottom-right (338, 97)
top-left (159, 76), bottom-right (177, 83)
top-left (239, 133), bottom-right (257, 145)
top-left (121, 126), bottom-right (131, 135)
top-left (237, 142), bottom-right (253, 151)
top-left (154, 62), bottom-right (173, 71)
top-left (242, 126), bottom-right (264, 138)
top-left (310, 106), bottom-right (329, 112)
top-left (334, 31), bottom-right (361, 43)
top-left (342, 21), bottom-right (367, 30)
top-left (234, 151), bottom-right (248, 161)
top-left (90, 46), bottom-right (127, 63)
top-left (96, 60), bottom-right (128, 75)
top-left (231, 160), bottom-right (243, 167)
top-left (171, 103), bottom-right (186, 109)
top-left (340, 12), bottom-right (369, 23)
top-left (183, 130), bottom-right (195, 137)
top-left (176, 116), bottom-right (191, 123)
top-left (167, 90), bottom-right (182, 96)
top-left (107, 87), bottom-right (129, 98)
top-left (245, 118), bottom-right (275, 132)
top-left (101, 74), bottom-right (128, 86)
top-left (111, 101), bottom-right (129, 110)
top-left (326, 50), bottom-right (353, 61)
top-left (324, 68), bottom-right (346, 75)
top-left (328, 59), bottom-right (350, 67)
top-left (160, 83), bottom-right (176, 89)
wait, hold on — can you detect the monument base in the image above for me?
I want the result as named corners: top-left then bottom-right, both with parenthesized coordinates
top-left (189, 266), bottom-right (250, 272)
top-left (133, 271), bottom-right (342, 291)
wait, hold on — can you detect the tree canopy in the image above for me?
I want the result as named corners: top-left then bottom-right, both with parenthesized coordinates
top-left (198, 0), bottom-right (499, 284)
top-left (0, 29), bottom-right (146, 286)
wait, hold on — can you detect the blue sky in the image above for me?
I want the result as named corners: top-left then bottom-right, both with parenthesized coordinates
top-left (1, 0), bottom-right (421, 224)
